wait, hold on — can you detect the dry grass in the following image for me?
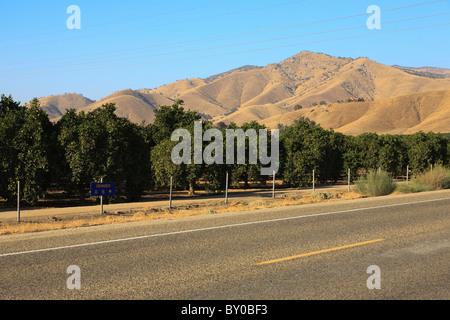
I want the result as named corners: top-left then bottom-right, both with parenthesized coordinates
top-left (415, 165), bottom-right (450, 190)
top-left (0, 191), bottom-right (363, 236)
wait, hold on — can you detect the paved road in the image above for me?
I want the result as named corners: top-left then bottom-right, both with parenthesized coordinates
top-left (0, 190), bottom-right (448, 300)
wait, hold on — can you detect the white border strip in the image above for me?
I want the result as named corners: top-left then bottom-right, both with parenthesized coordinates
top-left (0, 197), bottom-right (448, 258)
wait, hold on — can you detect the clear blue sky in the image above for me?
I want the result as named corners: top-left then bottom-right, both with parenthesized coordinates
top-left (1, 0), bottom-right (449, 104)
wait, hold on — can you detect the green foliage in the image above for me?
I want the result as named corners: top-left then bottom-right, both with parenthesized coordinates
top-left (355, 171), bottom-right (397, 197)
top-left (354, 132), bottom-right (381, 171)
top-left (228, 121), bottom-right (267, 188)
top-left (150, 139), bottom-right (184, 189)
top-left (56, 103), bottom-right (150, 201)
top-left (402, 131), bottom-right (448, 173)
top-left (0, 96), bottom-right (54, 205)
top-left (280, 120), bottom-right (342, 187)
top-left (377, 134), bottom-right (407, 176)
top-left (341, 135), bottom-right (363, 181)
top-left (150, 100), bottom-right (203, 195)
top-left (311, 192), bottom-right (341, 200)
top-left (396, 182), bottom-right (434, 193)
top-left (151, 99), bottom-right (201, 145)
top-left (1, 93), bottom-right (449, 206)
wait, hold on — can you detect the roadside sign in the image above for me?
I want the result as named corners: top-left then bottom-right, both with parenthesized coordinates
top-left (90, 182), bottom-right (116, 197)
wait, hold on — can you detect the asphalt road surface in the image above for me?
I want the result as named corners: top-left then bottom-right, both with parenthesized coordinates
top-left (0, 190), bottom-right (448, 300)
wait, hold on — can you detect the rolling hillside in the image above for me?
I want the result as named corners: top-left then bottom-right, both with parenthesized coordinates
top-left (35, 51), bottom-right (450, 134)
top-left (261, 89), bottom-right (450, 135)
top-left (74, 89), bottom-right (175, 124)
top-left (36, 93), bottom-right (95, 119)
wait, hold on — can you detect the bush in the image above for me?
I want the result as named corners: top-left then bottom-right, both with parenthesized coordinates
top-left (396, 182), bottom-right (434, 193)
top-left (415, 165), bottom-right (450, 190)
top-left (355, 171), bottom-right (397, 196)
top-left (247, 200), bottom-right (269, 208)
top-left (203, 209), bottom-right (217, 215)
top-left (312, 192), bottom-right (341, 200)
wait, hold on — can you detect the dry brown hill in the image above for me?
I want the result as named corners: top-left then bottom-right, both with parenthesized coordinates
top-left (261, 89), bottom-right (450, 135)
top-left (38, 51), bottom-right (450, 134)
top-left (144, 51), bottom-right (450, 131)
top-left (72, 89), bottom-right (175, 124)
top-left (216, 53), bottom-right (450, 127)
top-left (37, 93), bottom-right (94, 119)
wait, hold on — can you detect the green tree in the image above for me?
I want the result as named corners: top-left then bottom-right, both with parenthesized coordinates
top-left (0, 96), bottom-right (54, 205)
top-left (150, 139), bottom-right (185, 189)
top-left (402, 131), bottom-right (448, 173)
top-left (377, 134), bottom-right (407, 176)
top-left (280, 120), bottom-right (343, 187)
top-left (355, 132), bottom-right (381, 171)
top-left (341, 135), bottom-right (363, 181)
top-left (150, 99), bottom-right (201, 145)
top-left (228, 121), bottom-right (267, 188)
top-left (150, 100), bottom-right (203, 195)
top-left (56, 103), bottom-right (151, 201)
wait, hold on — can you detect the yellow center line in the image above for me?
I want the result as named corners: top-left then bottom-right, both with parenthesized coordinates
top-left (256, 239), bottom-right (385, 266)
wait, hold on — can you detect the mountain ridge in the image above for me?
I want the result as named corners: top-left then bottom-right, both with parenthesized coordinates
top-left (32, 51), bottom-right (450, 134)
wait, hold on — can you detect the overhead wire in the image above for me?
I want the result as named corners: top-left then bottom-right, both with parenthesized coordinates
top-left (2, 19), bottom-right (449, 80)
top-left (1, 11), bottom-right (448, 75)
top-left (0, 0), bottom-right (446, 68)
top-left (0, 0), bottom-right (308, 50)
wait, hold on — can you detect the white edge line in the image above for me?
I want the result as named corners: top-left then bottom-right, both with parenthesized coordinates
top-left (0, 197), bottom-right (448, 258)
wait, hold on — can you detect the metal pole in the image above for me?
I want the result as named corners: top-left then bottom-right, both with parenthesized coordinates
top-left (406, 165), bottom-right (409, 184)
top-left (348, 168), bottom-right (351, 192)
top-left (100, 177), bottom-right (103, 214)
top-left (272, 171), bottom-right (275, 198)
top-left (312, 170), bottom-right (315, 192)
top-left (225, 172), bottom-right (229, 204)
top-left (169, 176), bottom-right (173, 209)
top-left (17, 180), bottom-right (20, 223)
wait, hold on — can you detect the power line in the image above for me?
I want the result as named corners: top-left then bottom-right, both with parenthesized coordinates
top-left (0, 0), bottom-right (446, 68)
top-left (1, 0), bottom-right (241, 42)
top-left (0, 0), bottom-right (307, 50)
top-left (2, 20), bottom-right (448, 80)
top-left (1, 11), bottom-right (448, 75)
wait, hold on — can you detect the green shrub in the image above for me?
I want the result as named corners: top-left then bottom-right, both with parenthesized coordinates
top-left (355, 171), bottom-right (397, 196)
top-left (312, 192), bottom-right (341, 200)
top-left (203, 209), bottom-right (217, 215)
top-left (415, 165), bottom-right (450, 190)
top-left (396, 182), bottom-right (434, 193)
top-left (247, 200), bottom-right (269, 208)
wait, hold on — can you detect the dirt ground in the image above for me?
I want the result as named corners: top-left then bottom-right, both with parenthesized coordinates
top-left (0, 183), bottom-right (367, 235)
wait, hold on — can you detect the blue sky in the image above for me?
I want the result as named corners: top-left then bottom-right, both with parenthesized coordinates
top-left (1, 0), bottom-right (449, 104)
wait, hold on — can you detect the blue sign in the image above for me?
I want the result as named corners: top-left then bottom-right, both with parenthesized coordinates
top-left (90, 182), bottom-right (116, 196)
